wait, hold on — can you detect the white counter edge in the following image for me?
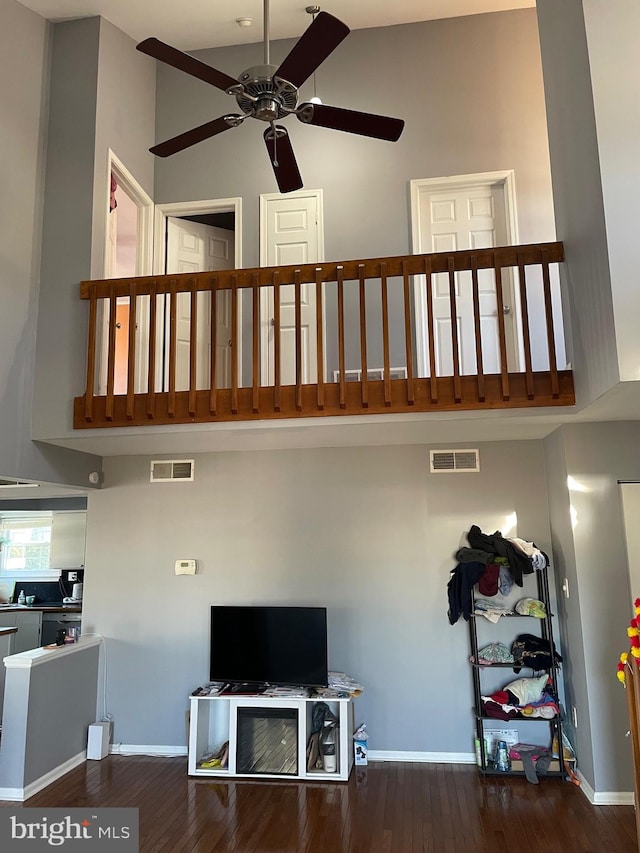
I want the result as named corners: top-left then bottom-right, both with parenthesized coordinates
top-left (3, 636), bottom-right (102, 669)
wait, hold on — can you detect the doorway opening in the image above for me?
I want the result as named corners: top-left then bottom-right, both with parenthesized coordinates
top-left (99, 151), bottom-right (154, 396)
top-left (154, 198), bottom-right (242, 392)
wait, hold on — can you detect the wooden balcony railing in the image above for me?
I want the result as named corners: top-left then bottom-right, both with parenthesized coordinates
top-left (73, 241), bottom-right (574, 429)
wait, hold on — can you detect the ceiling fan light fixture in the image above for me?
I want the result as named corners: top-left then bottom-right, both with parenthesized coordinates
top-left (138, 1), bottom-right (404, 192)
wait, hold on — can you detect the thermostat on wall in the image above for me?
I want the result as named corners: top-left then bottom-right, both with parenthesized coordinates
top-left (175, 559), bottom-right (197, 575)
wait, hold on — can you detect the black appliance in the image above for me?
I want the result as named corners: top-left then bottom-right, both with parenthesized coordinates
top-left (210, 605), bottom-right (328, 688)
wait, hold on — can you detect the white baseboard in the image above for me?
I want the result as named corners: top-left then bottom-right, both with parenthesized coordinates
top-left (0, 751), bottom-right (86, 802)
top-left (111, 744), bottom-right (188, 757)
top-left (368, 750), bottom-right (476, 764)
top-left (576, 770), bottom-right (634, 806)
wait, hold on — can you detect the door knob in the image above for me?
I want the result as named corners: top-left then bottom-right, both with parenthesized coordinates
top-left (502, 305), bottom-right (511, 315)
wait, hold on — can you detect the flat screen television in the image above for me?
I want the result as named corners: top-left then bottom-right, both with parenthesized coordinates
top-left (210, 605), bottom-right (328, 688)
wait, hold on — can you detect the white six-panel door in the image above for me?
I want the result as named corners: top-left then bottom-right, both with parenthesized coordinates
top-left (259, 190), bottom-right (324, 386)
top-left (166, 217), bottom-right (235, 390)
top-left (410, 172), bottom-right (521, 378)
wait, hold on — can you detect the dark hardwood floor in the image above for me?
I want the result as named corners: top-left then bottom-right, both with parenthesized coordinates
top-left (1, 758), bottom-right (637, 852)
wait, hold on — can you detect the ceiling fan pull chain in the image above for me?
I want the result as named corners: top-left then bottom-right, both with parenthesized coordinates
top-left (270, 122), bottom-right (279, 166)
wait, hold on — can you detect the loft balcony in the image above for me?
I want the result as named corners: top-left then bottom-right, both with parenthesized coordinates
top-left (73, 241), bottom-right (574, 429)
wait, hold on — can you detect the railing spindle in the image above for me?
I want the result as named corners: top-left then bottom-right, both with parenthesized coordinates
top-left (425, 256), bottom-right (437, 403)
top-left (447, 257), bottom-right (461, 403)
top-left (252, 273), bottom-right (260, 414)
top-left (540, 248), bottom-right (559, 398)
top-left (106, 285), bottom-right (117, 421)
top-left (517, 252), bottom-right (534, 399)
top-left (295, 269), bottom-right (303, 411)
top-left (209, 276), bottom-right (218, 415)
top-left (402, 260), bottom-right (415, 405)
top-left (126, 285), bottom-right (137, 420)
top-left (381, 262), bottom-right (391, 406)
top-left (470, 255), bottom-right (485, 402)
top-left (188, 279), bottom-right (198, 416)
top-left (359, 264), bottom-right (368, 408)
top-left (231, 274), bottom-right (239, 414)
top-left (168, 281), bottom-right (178, 417)
top-left (493, 259), bottom-right (510, 400)
top-left (273, 271), bottom-right (281, 412)
top-left (83, 288), bottom-right (98, 422)
top-left (337, 265), bottom-right (346, 409)
top-left (315, 267), bottom-right (324, 410)
top-left (146, 283), bottom-right (157, 419)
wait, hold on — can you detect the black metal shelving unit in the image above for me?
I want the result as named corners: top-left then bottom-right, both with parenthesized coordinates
top-left (468, 564), bottom-right (566, 779)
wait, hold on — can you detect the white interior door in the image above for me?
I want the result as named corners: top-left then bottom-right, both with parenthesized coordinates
top-left (259, 190), bottom-right (324, 386)
top-left (166, 217), bottom-right (234, 390)
top-left (411, 172), bottom-right (521, 377)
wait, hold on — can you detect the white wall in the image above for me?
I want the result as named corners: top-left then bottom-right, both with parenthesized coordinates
top-left (82, 440), bottom-right (553, 754)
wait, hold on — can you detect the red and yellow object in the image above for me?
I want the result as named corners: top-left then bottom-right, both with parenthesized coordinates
top-left (618, 599), bottom-right (640, 685)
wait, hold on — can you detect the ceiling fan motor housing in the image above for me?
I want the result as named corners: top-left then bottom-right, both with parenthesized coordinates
top-left (235, 65), bottom-right (298, 121)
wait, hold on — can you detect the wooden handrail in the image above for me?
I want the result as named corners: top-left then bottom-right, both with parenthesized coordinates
top-left (80, 242), bottom-right (565, 299)
top-left (74, 241), bottom-right (574, 430)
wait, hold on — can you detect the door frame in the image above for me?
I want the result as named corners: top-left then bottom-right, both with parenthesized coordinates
top-left (259, 189), bottom-right (325, 386)
top-left (99, 150), bottom-right (154, 395)
top-left (154, 197), bottom-right (243, 386)
top-left (409, 170), bottom-right (523, 377)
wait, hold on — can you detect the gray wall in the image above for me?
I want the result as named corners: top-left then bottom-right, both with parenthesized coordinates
top-left (581, 0), bottom-right (640, 382)
top-left (82, 440), bottom-right (553, 754)
top-left (0, 1), bottom-right (100, 487)
top-left (32, 16), bottom-right (155, 452)
top-left (544, 421), bottom-right (640, 793)
top-left (0, 643), bottom-right (100, 790)
top-left (536, 0), bottom-right (619, 404)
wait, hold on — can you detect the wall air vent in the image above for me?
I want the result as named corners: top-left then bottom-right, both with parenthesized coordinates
top-left (0, 479), bottom-right (39, 488)
top-left (150, 459), bottom-right (195, 483)
top-left (430, 449), bottom-right (480, 473)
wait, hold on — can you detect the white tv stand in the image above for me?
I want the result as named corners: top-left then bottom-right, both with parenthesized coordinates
top-left (188, 693), bottom-right (355, 782)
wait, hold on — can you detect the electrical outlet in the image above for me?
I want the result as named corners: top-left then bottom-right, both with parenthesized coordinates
top-left (68, 571), bottom-right (78, 582)
top-left (571, 705), bottom-right (578, 728)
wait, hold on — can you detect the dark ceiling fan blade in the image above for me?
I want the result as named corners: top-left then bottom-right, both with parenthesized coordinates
top-left (274, 11), bottom-right (349, 89)
top-left (151, 115), bottom-right (241, 158)
top-left (263, 126), bottom-right (303, 193)
top-left (137, 37), bottom-right (240, 93)
top-left (297, 103), bottom-right (405, 142)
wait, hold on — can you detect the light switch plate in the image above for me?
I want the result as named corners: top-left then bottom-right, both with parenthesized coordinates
top-left (175, 559), bottom-right (197, 575)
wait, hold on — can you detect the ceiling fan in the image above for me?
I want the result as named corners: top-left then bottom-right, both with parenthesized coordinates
top-left (136, 1), bottom-right (405, 193)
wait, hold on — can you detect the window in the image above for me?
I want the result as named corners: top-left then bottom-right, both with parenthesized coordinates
top-left (0, 514), bottom-right (52, 573)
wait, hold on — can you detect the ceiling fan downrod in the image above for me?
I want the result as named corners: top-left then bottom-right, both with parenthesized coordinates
top-left (263, 0), bottom-right (270, 65)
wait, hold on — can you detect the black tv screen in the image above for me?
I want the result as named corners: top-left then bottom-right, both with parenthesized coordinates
top-left (210, 605), bottom-right (328, 688)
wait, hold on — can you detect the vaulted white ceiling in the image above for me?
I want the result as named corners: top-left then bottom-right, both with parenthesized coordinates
top-left (16, 0), bottom-right (534, 50)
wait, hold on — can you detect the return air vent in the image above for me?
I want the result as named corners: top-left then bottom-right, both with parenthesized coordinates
top-left (429, 449), bottom-right (480, 473)
top-left (150, 459), bottom-right (195, 483)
